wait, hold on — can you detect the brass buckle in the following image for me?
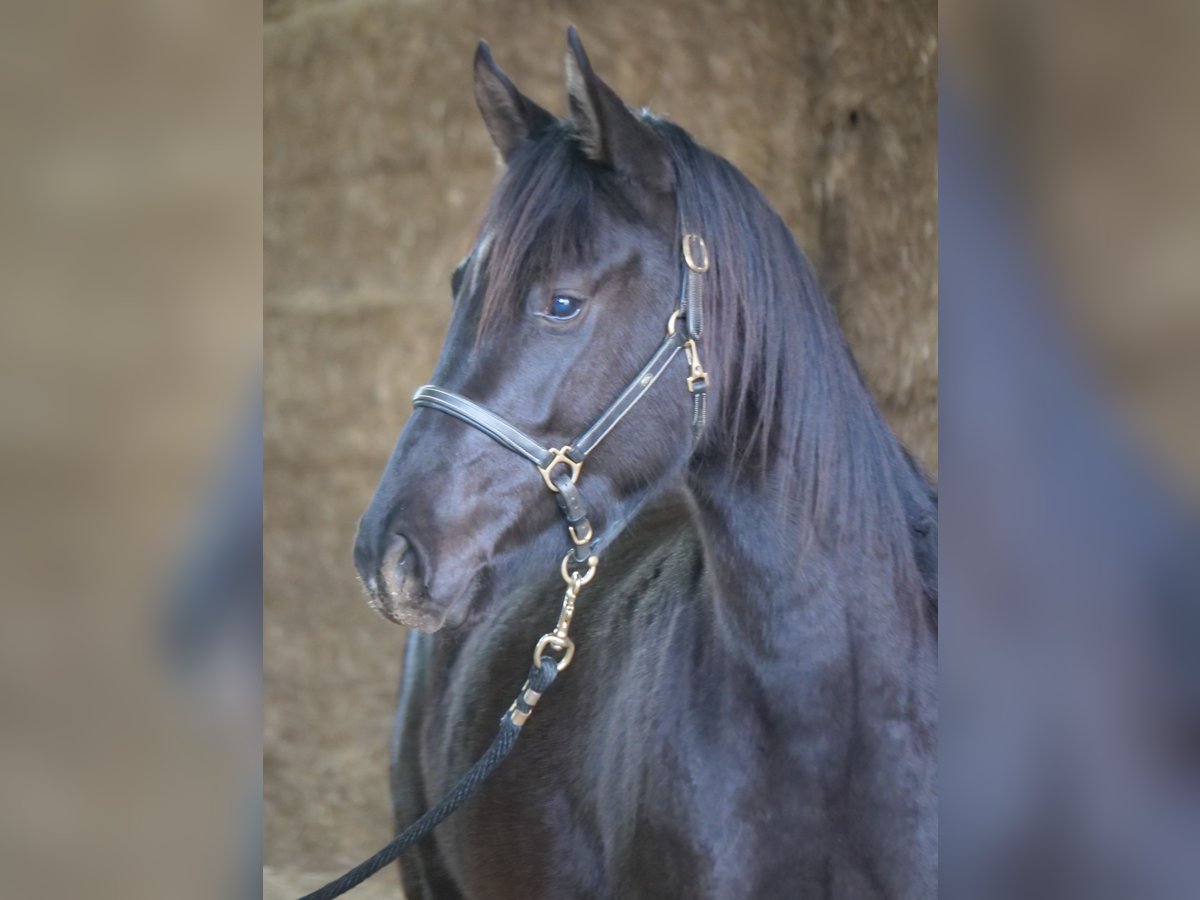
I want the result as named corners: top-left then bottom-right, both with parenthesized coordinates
top-left (682, 234), bottom-right (710, 273)
top-left (537, 446), bottom-right (582, 493)
top-left (568, 520), bottom-right (593, 546)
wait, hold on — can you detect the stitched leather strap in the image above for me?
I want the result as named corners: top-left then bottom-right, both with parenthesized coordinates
top-left (568, 329), bottom-right (687, 462)
top-left (412, 386), bottom-right (554, 468)
top-left (552, 475), bottom-right (596, 563)
top-left (412, 327), bottom-right (688, 471)
top-left (685, 260), bottom-right (704, 339)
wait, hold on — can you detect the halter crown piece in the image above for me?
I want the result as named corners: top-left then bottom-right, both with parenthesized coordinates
top-left (411, 219), bottom-right (710, 674)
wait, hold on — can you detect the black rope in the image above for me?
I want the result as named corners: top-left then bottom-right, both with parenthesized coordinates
top-left (298, 658), bottom-right (561, 900)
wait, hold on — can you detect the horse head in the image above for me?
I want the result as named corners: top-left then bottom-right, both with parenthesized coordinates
top-left (353, 30), bottom-right (702, 630)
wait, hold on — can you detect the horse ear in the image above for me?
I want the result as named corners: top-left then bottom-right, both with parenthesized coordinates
top-left (474, 41), bottom-right (555, 163)
top-left (564, 26), bottom-right (673, 192)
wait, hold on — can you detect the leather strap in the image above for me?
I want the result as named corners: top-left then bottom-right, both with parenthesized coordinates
top-left (552, 475), bottom-right (596, 563)
top-left (685, 258), bottom-right (704, 339)
top-left (412, 386), bottom-right (554, 468)
top-left (567, 329), bottom-right (687, 462)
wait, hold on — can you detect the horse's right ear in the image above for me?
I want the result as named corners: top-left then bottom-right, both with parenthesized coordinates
top-left (474, 41), bottom-right (554, 163)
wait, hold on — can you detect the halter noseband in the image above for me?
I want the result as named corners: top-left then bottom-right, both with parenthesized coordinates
top-left (410, 227), bottom-right (709, 669)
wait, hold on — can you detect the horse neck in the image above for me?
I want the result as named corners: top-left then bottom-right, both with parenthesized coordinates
top-left (682, 341), bottom-right (929, 668)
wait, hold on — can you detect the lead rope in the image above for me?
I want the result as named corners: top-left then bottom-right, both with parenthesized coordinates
top-left (296, 662), bottom-right (558, 900)
top-left (297, 576), bottom-right (585, 900)
top-left (297, 232), bottom-right (709, 900)
top-left (292, 662), bottom-right (559, 900)
top-left (297, 560), bottom-right (594, 900)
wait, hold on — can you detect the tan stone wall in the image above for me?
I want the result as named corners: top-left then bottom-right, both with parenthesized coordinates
top-left (265, 0), bottom-right (937, 885)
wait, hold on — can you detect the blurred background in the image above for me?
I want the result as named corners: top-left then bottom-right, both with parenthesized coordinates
top-left (1, 1), bottom-right (260, 898)
top-left (264, 0), bottom-right (936, 894)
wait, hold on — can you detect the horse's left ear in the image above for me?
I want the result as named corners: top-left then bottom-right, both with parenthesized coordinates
top-left (564, 26), bottom-right (673, 192)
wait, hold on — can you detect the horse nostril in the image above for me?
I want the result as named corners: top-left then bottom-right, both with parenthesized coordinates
top-left (384, 532), bottom-right (422, 581)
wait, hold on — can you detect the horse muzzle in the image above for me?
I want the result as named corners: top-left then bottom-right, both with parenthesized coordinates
top-left (354, 530), bottom-right (446, 630)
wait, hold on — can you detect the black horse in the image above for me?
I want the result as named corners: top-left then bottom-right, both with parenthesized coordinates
top-left (353, 29), bottom-right (937, 900)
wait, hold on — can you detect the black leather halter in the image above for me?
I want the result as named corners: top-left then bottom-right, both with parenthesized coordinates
top-left (411, 230), bottom-right (711, 571)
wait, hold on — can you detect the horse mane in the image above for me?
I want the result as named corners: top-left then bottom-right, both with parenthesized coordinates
top-left (652, 119), bottom-right (935, 584)
top-left (470, 114), bottom-right (936, 597)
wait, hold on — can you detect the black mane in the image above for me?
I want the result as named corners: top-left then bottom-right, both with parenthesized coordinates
top-left (659, 117), bottom-right (936, 596)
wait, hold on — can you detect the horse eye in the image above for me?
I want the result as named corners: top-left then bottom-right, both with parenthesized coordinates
top-left (543, 295), bottom-right (583, 320)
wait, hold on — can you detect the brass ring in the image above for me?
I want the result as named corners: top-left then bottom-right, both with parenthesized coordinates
top-left (560, 550), bottom-right (599, 587)
top-left (666, 309), bottom-right (683, 336)
top-left (534, 633), bottom-right (575, 671)
top-left (682, 234), bottom-right (710, 273)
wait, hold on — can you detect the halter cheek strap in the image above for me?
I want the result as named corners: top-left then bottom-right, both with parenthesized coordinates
top-left (411, 231), bottom-right (710, 576)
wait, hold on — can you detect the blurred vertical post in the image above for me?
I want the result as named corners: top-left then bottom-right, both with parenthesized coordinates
top-left (941, 0), bottom-right (1200, 896)
top-left (0, 0), bottom-right (262, 898)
